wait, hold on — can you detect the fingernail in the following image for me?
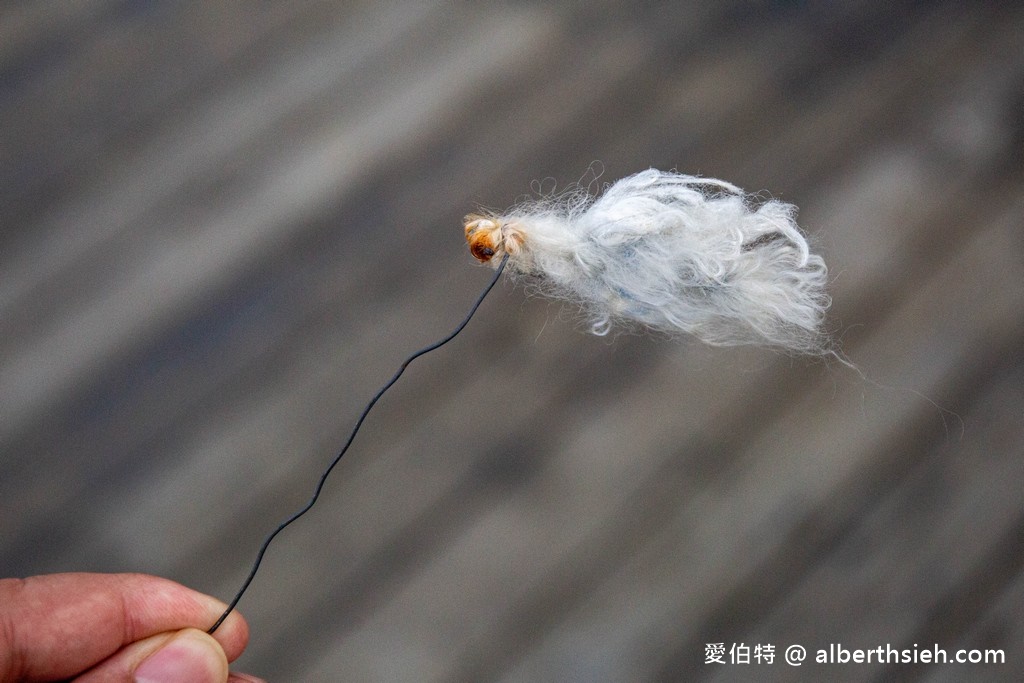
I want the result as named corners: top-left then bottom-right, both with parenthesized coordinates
top-left (134, 631), bottom-right (225, 683)
top-left (228, 674), bottom-right (268, 683)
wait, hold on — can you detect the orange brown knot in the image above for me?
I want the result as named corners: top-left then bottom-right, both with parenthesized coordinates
top-left (463, 214), bottom-right (524, 263)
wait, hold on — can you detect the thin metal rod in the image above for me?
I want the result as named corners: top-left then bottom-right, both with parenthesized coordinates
top-left (208, 256), bottom-right (508, 634)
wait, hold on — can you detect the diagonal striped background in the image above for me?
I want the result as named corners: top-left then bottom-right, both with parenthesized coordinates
top-left (2, 2), bottom-right (1022, 680)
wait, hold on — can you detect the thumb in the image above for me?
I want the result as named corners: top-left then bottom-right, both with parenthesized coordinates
top-left (132, 629), bottom-right (228, 683)
top-left (74, 628), bottom-right (229, 683)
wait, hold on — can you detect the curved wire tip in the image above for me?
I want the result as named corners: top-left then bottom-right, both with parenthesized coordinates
top-left (208, 254), bottom-right (508, 634)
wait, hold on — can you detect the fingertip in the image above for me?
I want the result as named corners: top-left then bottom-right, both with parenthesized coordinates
top-left (210, 609), bottom-right (250, 663)
top-left (228, 673), bottom-right (267, 683)
top-left (132, 629), bottom-right (228, 683)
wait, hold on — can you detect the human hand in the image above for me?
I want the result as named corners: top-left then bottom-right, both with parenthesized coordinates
top-left (0, 572), bottom-right (264, 682)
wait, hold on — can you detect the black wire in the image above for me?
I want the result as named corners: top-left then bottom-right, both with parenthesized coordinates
top-left (208, 255), bottom-right (509, 634)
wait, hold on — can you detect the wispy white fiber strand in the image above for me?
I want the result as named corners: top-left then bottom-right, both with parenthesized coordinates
top-left (464, 168), bottom-right (832, 352)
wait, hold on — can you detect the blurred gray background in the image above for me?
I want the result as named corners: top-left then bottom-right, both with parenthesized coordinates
top-left (2, 1), bottom-right (1023, 681)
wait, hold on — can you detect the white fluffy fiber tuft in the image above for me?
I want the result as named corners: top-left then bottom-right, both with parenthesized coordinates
top-left (470, 169), bottom-right (832, 352)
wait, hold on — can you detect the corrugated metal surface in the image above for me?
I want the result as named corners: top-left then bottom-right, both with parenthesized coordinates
top-left (2, 1), bottom-right (1022, 680)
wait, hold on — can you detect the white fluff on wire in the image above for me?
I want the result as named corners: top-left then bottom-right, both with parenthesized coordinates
top-left (464, 168), bottom-right (832, 353)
